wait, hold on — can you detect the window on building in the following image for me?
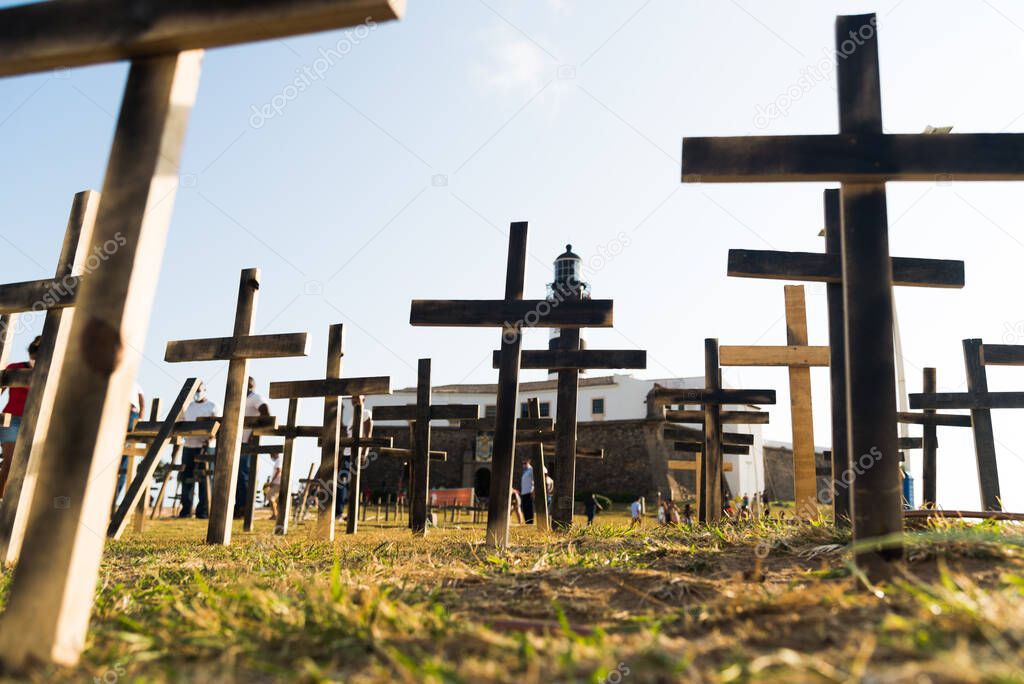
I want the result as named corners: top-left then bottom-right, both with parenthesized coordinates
top-left (592, 398), bottom-right (605, 416)
top-left (484, 404), bottom-right (497, 418)
top-left (520, 402), bottom-right (529, 418)
top-left (539, 402), bottom-right (551, 417)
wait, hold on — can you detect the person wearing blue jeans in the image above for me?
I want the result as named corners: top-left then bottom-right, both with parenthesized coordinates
top-left (179, 381), bottom-right (218, 518)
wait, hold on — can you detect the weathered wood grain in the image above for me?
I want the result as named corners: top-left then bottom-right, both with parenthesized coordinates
top-left (165, 332), bottom-right (309, 362)
top-left (726, 249), bottom-right (965, 289)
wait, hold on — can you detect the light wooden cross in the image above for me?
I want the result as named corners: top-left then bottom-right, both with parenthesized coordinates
top-left (410, 222), bottom-right (614, 549)
top-left (720, 285), bottom-right (827, 517)
top-left (107, 379), bottom-right (202, 538)
top-left (0, 191), bottom-right (99, 567)
top-left (370, 358), bottom-right (477, 534)
top-left (650, 339), bottom-right (775, 523)
top-left (0, 1), bottom-right (405, 668)
top-left (680, 13), bottom-right (1019, 574)
top-left (490, 343), bottom-right (646, 530)
top-left (909, 341), bottom-right (1024, 511)
top-left (268, 323), bottom-right (391, 539)
top-left (165, 268), bottom-right (309, 545)
top-left (896, 367), bottom-right (971, 508)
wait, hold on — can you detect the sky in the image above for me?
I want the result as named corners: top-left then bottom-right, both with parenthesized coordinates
top-left (2, 0), bottom-right (1024, 510)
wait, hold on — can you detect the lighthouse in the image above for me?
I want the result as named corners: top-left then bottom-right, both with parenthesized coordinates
top-left (548, 245), bottom-right (590, 373)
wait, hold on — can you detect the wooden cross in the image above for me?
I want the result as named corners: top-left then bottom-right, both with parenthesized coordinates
top-left (369, 359), bottom-right (477, 533)
top-left (909, 340), bottom-right (1023, 511)
top-left (720, 285), bottom-right (827, 517)
top-left (490, 343), bottom-right (645, 529)
top-left (410, 222), bottom-right (614, 549)
top-left (107, 379), bottom-right (201, 538)
top-left (0, 2), bottom-right (405, 668)
top-left (0, 190), bottom-right (99, 567)
top-left (375, 435), bottom-right (451, 530)
top-left (650, 339), bottom-right (775, 523)
top-left (165, 268), bottom-right (308, 545)
top-left (668, 455), bottom-right (734, 517)
top-left (341, 395), bottom-right (394, 535)
top-left (680, 13), bottom-right (1018, 573)
top-left (267, 323), bottom-right (391, 539)
top-left (896, 367), bottom-right (972, 508)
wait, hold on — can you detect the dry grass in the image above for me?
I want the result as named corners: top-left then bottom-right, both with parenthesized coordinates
top-left (1, 508), bottom-right (1023, 683)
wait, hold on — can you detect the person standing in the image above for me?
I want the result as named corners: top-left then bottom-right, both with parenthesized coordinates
top-left (544, 467), bottom-right (554, 509)
top-left (235, 376), bottom-right (270, 519)
top-left (179, 381), bottom-right (218, 519)
top-left (520, 458), bottom-right (535, 525)
top-left (584, 493), bottom-right (603, 526)
top-left (629, 496), bottom-right (643, 529)
top-left (264, 453), bottom-right (282, 520)
top-left (0, 336), bottom-right (41, 497)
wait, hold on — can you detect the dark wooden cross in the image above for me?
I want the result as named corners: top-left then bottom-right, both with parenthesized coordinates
top-left (165, 268), bottom-right (309, 545)
top-left (0, 1), bottom-right (405, 668)
top-left (909, 341), bottom-right (1024, 511)
top-left (268, 323), bottom-right (391, 539)
top-left (489, 343), bottom-right (645, 529)
top-left (376, 436), bottom-right (450, 529)
top-left (679, 12), bottom-right (1020, 573)
top-left (410, 222), bottom-right (614, 549)
top-left (896, 367), bottom-right (972, 508)
top-left (727, 189), bottom-right (964, 525)
top-left (662, 417), bottom-right (760, 514)
top-left (340, 395), bottom-right (396, 535)
top-left (0, 190), bottom-right (99, 568)
top-left (650, 339), bottom-right (775, 523)
top-left (370, 359), bottom-right (478, 533)
top-left (720, 285), bottom-right (827, 516)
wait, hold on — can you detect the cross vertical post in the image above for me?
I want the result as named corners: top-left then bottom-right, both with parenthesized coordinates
top-left (317, 323), bottom-right (344, 541)
top-left (411, 359), bottom-right (433, 533)
top-left (921, 367), bottom-right (938, 507)
top-left (963, 339), bottom-right (1000, 510)
top-left (525, 397), bottom-right (549, 531)
top-left (703, 340), bottom-right (724, 522)
top-left (823, 189), bottom-right (851, 525)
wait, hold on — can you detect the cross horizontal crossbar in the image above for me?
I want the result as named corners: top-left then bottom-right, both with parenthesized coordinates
top-left (664, 409), bottom-right (770, 424)
top-left (0, 276), bottom-right (80, 314)
top-left (492, 349), bottom-right (647, 370)
top-left (0, 368), bottom-right (33, 388)
top-left (720, 345), bottom-right (829, 368)
top-left (410, 299), bottom-right (613, 328)
top-left (682, 134), bottom-right (1024, 182)
top-left (337, 436), bottom-right (393, 449)
top-left (669, 459), bottom-right (733, 472)
top-left (457, 417), bottom-right (553, 431)
top-left (896, 411), bottom-right (971, 428)
top-left (981, 344), bottom-right (1024, 366)
top-left (910, 392), bottom-right (1024, 410)
top-left (897, 437), bottom-right (923, 450)
top-left (268, 376), bottom-right (390, 399)
top-left (371, 403), bottom-right (479, 421)
top-left (130, 420), bottom-right (220, 438)
top-left (727, 250), bottom-right (965, 288)
top-left (0, 0), bottom-right (406, 77)
top-left (663, 427), bottom-right (754, 445)
top-left (273, 425), bottom-right (323, 439)
top-left (673, 442), bottom-right (750, 456)
top-left (652, 388), bottom-right (776, 406)
top-left (241, 443), bottom-right (284, 456)
top-left (166, 333), bottom-right (309, 362)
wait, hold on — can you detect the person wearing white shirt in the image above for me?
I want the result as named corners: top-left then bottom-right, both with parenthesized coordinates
top-left (264, 454), bottom-right (282, 520)
top-left (236, 376), bottom-right (270, 519)
top-left (520, 459), bottom-right (535, 525)
top-left (179, 381), bottom-right (218, 518)
top-left (629, 497), bottom-right (644, 529)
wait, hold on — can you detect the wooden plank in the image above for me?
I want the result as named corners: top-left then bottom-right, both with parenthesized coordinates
top-left (130, 420), bottom-right (220, 438)
top-left (682, 133), bottom-right (1024, 183)
top-left (719, 344), bottom-right (829, 367)
top-left (241, 442), bottom-right (284, 455)
top-left (703, 339), bottom-right (724, 523)
top-left (372, 403), bottom-right (478, 421)
top-left (315, 324), bottom-right (343, 541)
top-left (896, 437), bottom-right (923, 450)
top-left (0, 277), bottom-right (80, 314)
top-left (275, 398), bottom-right (299, 535)
top-left (896, 411), bottom-right (971, 427)
top-left (410, 299), bottom-right (613, 328)
top-left (835, 15), bottom-right (903, 576)
top-left (495, 348), bottom-right (646, 370)
top-left (980, 344), bottom-right (1024, 366)
top-left (337, 436), bottom-right (391, 448)
top-left (674, 441), bottom-right (750, 456)
top-left (664, 409), bottom-right (769, 424)
top-left (0, 367), bottom-right (33, 388)
top-left (268, 376), bottom-right (389, 399)
top-left (824, 189), bottom-right (851, 527)
top-left (0, 53), bottom-right (202, 669)
top-left (165, 332), bottom-right (309, 362)
top-left (909, 391), bottom-right (1024, 410)
top-left (921, 368), bottom-right (938, 508)
top-left (108, 379), bottom-right (198, 538)
top-left (272, 424), bottom-right (322, 439)
top-left (207, 268), bottom-right (260, 545)
top-left (485, 223), bottom-right (527, 549)
top-left (726, 249), bottom-right (965, 288)
top-left (411, 359), bottom-right (432, 534)
top-left (664, 426), bottom-right (752, 445)
top-left (0, 0), bottom-right (406, 77)
top-left (345, 401), bottom-right (365, 534)
top-left (904, 509), bottom-right (1024, 522)
top-left (651, 387), bottom-right (776, 406)
top-left (963, 339), bottom-right (1002, 511)
top-left (784, 285), bottom-right (818, 517)
top-left (526, 397), bottom-right (549, 532)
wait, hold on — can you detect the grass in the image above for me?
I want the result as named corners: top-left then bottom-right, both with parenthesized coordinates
top-left (1, 507), bottom-right (1023, 683)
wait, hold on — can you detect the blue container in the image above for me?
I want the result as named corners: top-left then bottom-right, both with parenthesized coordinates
top-left (902, 473), bottom-right (915, 510)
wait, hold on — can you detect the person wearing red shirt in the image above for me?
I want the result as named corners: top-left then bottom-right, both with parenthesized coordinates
top-left (0, 335), bottom-right (41, 497)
